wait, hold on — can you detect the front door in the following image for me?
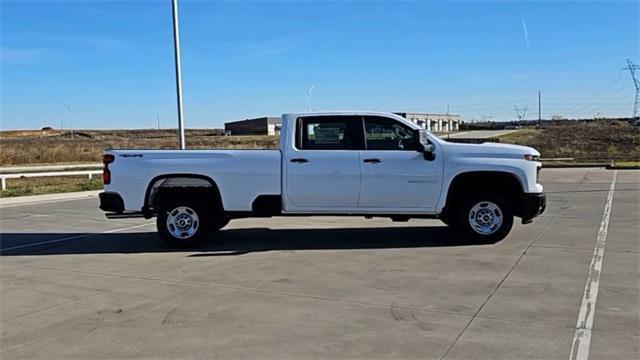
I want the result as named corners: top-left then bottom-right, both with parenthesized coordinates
top-left (358, 116), bottom-right (443, 210)
top-left (285, 116), bottom-right (364, 208)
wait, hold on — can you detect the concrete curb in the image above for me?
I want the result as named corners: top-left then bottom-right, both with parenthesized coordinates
top-left (543, 164), bottom-right (640, 169)
top-left (542, 164), bottom-right (607, 168)
top-left (605, 165), bottom-right (640, 170)
top-left (0, 190), bottom-right (101, 207)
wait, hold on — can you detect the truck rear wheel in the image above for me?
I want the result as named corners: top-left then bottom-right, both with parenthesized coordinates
top-left (157, 199), bottom-right (211, 247)
top-left (454, 193), bottom-right (513, 243)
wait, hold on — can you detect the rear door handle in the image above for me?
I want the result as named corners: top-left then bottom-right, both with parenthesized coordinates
top-left (363, 158), bottom-right (382, 163)
top-left (290, 158), bottom-right (309, 163)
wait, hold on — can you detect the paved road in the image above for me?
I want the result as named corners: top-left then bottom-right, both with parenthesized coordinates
top-left (1, 168), bottom-right (638, 359)
top-left (445, 130), bottom-right (520, 139)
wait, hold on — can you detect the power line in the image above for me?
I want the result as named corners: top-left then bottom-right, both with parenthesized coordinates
top-left (622, 58), bottom-right (640, 119)
top-left (576, 82), bottom-right (632, 118)
top-left (563, 72), bottom-right (624, 117)
top-left (451, 98), bottom-right (531, 109)
top-left (513, 106), bottom-right (528, 121)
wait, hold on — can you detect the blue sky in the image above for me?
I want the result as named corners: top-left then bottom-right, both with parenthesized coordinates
top-left (1, 0), bottom-right (638, 130)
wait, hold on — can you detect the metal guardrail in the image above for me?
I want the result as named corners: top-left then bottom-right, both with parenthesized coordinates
top-left (541, 157), bottom-right (638, 163)
top-left (540, 158), bottom-right (576, 162)
top-left (0, 170), bottom-right (102, 190)
top-left (0, 163), bottom-right (102, 174)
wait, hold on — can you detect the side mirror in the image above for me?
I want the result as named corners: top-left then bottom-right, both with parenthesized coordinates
top-left (419, 143), bottom-right (436, 161)
top-left (411, 129), bottom-right (435, 161)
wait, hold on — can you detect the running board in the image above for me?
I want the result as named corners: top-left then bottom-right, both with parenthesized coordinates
top-left (105, 212), bottom-right (145, 219)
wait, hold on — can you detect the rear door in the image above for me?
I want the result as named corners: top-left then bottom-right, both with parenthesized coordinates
top-left (358, 116), bottom-right (443, 210)
top-left (284, 115), bottom-right (364, 208)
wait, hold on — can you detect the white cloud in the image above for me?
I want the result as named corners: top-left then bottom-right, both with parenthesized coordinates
top-left (521, 15), bottom-right (530, 48)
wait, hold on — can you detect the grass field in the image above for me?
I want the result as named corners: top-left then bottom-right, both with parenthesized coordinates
top-left (0, 130), bottom-right (279, 196)
top-left (1, 121), bottom-right (638, 197)
top-left (3, 121), bottom-right (638, 165)
top-left (0, 176), bottom-right (103, 197)
top-left (0, 129), bottom-right (278, 165)
top-left (497, 120), bottom-right (640, 160)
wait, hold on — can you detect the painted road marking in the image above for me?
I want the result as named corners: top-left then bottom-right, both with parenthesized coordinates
top-left (0, 223), bottom-right (152, 252)
top-left (569, 170), bottom-right (617, 360)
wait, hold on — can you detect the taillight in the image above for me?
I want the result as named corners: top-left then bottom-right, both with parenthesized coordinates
top-left (103, 154), bottom-right (115, 184)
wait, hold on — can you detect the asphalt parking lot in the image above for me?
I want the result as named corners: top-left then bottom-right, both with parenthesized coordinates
top-left (1, 168), bottom-right (638, 359)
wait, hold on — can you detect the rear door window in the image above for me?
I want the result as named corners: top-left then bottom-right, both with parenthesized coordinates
top-left (296, 116), bottom-right (364, 150)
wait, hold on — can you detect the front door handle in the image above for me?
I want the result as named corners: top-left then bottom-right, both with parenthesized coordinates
top-left (290, 158), bottom-right (309, 163)
top-left (363, 158), bottom-right (382, 163)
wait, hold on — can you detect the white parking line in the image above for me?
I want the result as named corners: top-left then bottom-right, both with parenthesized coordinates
top-left (569, 170), bottom-right (617, 360)
top-left (0, 223), bottom-right (152, 252)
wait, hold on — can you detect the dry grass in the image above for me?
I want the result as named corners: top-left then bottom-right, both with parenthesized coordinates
top-left (2, 121), bottom-right (638, 165)
top-left (0, 129), bottom-right (280, 196)
top-left (497, 128), bottom-right (541, 144)
top-left (2, 122), bottom-right (637, 197)
top-left (0, 176), bottom-right (103, 197)
top-left (498, 121), bottom-right (640, 160)
top-left (611, 161), bottom-right (640, 167)
top-left (0, 129), bottom-right (279, 165)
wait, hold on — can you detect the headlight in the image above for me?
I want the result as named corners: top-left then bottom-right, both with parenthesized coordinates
top-left (524, 154), bottom-right (540, 161)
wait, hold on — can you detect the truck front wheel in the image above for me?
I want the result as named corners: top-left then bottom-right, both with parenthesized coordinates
top-left (157, 199), bottom-right (211, 247)
top-left (454, 193), bottom-right (514, 243)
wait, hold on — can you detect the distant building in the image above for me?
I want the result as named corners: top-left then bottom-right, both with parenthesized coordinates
top-left (394, 112), bottom-right (460, 132)
top-left (224, 117), bottom-right (281, 136)
top-left (225, 113), bottom-right (460, 136)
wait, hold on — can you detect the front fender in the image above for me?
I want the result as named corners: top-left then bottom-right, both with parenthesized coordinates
top-left (436, 159), bottom-right (536, 213)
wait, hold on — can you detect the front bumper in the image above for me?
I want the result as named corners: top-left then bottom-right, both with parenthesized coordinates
top-left (521, 192), bottom-right (546, 224)
top-left (99, 192), bottom-right (124, 213)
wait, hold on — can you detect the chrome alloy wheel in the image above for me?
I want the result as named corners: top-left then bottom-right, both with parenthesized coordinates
top-left (166, 206), bottom-right (200, 239)
top-left (468, 201), bottom-right (503, 235)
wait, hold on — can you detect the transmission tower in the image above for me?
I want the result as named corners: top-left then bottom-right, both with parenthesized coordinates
top-left (513, 106), bottom-right (529, 121)
top-left (622, 58), bottom-right (640, 119)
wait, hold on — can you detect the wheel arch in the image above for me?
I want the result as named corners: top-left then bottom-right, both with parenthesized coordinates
top-left (143, 173), bottom-right (224, 217)
top-left (442, 171), bottom-right (525, 218)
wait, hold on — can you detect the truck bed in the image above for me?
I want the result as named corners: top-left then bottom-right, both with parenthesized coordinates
top-left (104, 149), bottom-right (281, 212)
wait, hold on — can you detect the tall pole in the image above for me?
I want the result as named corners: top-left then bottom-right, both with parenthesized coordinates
top-left (171, 0), bottom-right (186, 149)
top-left (538, 90), bottom-right (541, 125)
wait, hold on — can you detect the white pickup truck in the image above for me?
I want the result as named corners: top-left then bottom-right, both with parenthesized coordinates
top-left (100, 111), bottom-right (545, 247)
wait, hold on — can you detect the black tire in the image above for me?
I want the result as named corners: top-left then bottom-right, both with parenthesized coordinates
top-left (453, 192), bottom-right (513, 243)
top-left (439, 213), bottom-right (454, 227)
top-left (157, 199), bottom-right (211, 247)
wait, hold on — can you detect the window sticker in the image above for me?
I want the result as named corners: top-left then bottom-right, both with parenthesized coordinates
top-left (314, 127), bottom-right (341, 144)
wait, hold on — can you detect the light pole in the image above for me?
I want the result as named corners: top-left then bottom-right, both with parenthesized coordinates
top-left (307, 84), bottom-right (315, 112)
top-left (171, 0), bottom-right (186, 149)
top-left (62, 102), bottom-right (72, 138)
